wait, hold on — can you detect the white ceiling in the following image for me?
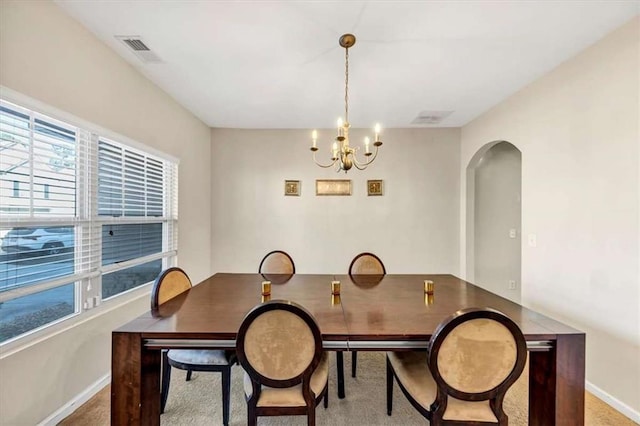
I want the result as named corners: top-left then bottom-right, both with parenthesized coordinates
top-left (54, 1), bottom-right (638, 129)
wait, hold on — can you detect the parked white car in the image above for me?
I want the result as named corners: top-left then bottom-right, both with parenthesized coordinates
top-left (1, 227), bottom-right (74, 255)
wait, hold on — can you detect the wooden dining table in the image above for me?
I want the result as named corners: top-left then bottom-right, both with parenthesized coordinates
top-left (111, 273), bottom-right (585, 426)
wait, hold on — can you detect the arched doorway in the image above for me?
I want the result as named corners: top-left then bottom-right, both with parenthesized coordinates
top-left (466, 141), bottom-right (522, 303)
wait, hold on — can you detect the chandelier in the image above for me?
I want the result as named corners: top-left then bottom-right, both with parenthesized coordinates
top-left (310, 34), bottom-right (382, 173)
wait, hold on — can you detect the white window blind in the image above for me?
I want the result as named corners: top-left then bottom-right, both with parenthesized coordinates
top-left (98, 139), bottom-right (164, 217)
top-left (0, 97), bottom-right (178, 344)
top-left (0, 101), bottom-right (77, 217)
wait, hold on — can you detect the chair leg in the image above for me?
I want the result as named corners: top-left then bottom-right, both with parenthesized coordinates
top-left (323, 387), bottom-right (328, 409)
top-left (222, 367), bottom-right (231, 426)
top-left (336, 352), bottom-right (345, 398)
top-left (247, 405), bottom-right (257, 426)
top-left (351, 351), bottom-right (358, 378)
top-left (308, 403), bottom-right (316, 426)
top-left (386, 355), bottom-right (393, 416)
top-left (161, 351), bottom-right (171, 414)
top-left (186, 369), bottom-right (193, 381)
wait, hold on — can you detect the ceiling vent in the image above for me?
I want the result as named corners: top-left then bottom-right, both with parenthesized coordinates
top-left (411, 111), bottom-right (454, 125)
top-left (115, 36), bottom-right (163, 64)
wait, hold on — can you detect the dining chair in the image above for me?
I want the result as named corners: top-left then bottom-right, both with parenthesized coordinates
top-left (258, 250), bottom-right (295, 274)
top-left (386, 307), bottom-right (527, 425)
top-left (151, 267), bottom-right (235, 426)
top-left (349, 252), bottom-right (386, 276)
top-left (345, 252), bottom-right (386, 379)
top-left (236, 299), bottom-right (329, 426)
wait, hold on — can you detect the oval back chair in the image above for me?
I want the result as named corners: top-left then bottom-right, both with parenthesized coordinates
top-left (237, 300), bottom-right (329, 426)
top-left (386, 307), bottom-right (527, 425)
top-left (151, 267), bottom-right (235, 426)
top-left (349, 252), bottom-right (386, 275)
top-left (151, 267), bottom-right (191, 309)
top-left (343, 252), bottom-right (386, 381)
top-left (258, 250), bottom-right (296, 275)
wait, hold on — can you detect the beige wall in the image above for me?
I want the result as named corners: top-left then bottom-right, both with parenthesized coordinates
top-left (210, 128), bottom-right (460, 275)
top-left (460, 17), bottom-right (640, 416)
top-left (0, 1), bottom-right (211, 423)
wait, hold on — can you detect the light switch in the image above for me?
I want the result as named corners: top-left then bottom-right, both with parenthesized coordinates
top-left (528, 234), bottom-right (537, 247)
top-left (509, 229), bottom-right (517, 239)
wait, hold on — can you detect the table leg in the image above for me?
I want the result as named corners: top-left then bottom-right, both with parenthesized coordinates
top-left (336, 351), bottom-right (345, 399)
top-left (529, 334), bottom-right (585, 425)
top-left (111, 332), bottom-right (161, 426)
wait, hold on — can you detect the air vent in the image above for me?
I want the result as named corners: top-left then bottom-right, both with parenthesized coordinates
top-left (115, 36), bottom-right (163, 64)
top-left (411, 110), bottom-right (454, 125)
top-left (122, 38), bottom-right (150, 51)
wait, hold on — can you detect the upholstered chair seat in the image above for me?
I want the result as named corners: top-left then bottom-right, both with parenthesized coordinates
top-left (387, 352), bottom-right (437, 411)
top-left (168, 349), bottom-right (230, 366)
top-left (243, 352), bottom-right (329, 407)
top-left (387, 352), bottom-right (498, 422)
top-left (387, 308), bottom-right (527, 425)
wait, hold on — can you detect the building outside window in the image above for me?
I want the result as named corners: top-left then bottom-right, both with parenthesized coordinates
top-left (0, 97), bottom-right (178, 344)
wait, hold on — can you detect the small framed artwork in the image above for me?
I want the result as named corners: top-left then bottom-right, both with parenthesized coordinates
top-left (316, 179), bottom-right (352, 196)
top-left (367, 179), bottom-right (383, 196)
top-left (284, 180), bottom-right (300, 196)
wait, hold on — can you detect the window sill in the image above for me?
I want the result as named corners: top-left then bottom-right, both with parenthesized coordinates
top-left (0, 282), bottom-right (152, 359)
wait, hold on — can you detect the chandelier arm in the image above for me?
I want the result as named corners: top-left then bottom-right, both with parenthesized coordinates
top-left (312, 151), bottom-right (339, 168)
top-left (351, 145), bottom-right (381, 169)
top-left (352, 160), bottom-right (368, 171)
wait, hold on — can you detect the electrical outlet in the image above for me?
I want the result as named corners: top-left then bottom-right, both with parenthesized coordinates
top-left (509, 229), bottom-right (517, 239)
top-left (508, 280), bottom-right (516, 290)
top-left (528, 234), bottom-right (537, 247)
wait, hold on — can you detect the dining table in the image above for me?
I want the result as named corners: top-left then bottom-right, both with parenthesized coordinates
top-left (111, 273), bottom-right (585, 426)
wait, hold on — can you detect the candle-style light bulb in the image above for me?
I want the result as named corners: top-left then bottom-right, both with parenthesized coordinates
top-left (337, 117), bottom-right (344, 137)
top-left (332, 141), bottom-right (338, 158)
top-left (374, 123), bottom-right (381, 141)
top-left (364, 136), bottom-right (370, 153)
top-left (312, 130), bottom-right (318, 148)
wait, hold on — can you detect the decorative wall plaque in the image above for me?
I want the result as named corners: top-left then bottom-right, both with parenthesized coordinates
top-left (284, 180), bottom-right (300, 196)
top-left (315, 179), bottom-right (352, 196)
top-left (367, 179), bottom-right (383, 196)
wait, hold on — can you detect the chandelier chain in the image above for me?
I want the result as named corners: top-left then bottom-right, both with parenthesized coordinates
top-left (344, 47), bottom-right (349, 123)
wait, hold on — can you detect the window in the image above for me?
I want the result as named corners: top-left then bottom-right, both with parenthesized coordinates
top-left (0, 97), bottom-right (178, 344)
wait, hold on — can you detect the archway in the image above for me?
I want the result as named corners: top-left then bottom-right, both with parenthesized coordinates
top-left (466, 141), bottom-right (522, 303)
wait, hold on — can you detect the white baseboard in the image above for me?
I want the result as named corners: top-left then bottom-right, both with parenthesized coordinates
top-left (586, 380), bottom-right (640, 423)
top-left (38, 373), bottom-right (110, 426)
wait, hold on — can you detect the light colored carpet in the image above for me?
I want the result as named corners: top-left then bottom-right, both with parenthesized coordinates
top-left (60, 352), bottom-right (637, 425)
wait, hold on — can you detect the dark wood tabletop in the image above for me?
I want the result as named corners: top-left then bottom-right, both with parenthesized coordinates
top-left (125, 273), bottom-right (580, 343)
